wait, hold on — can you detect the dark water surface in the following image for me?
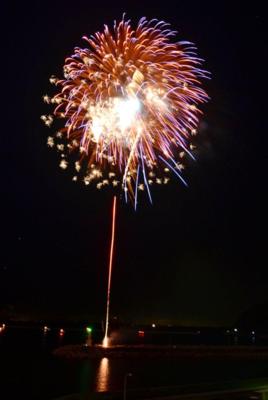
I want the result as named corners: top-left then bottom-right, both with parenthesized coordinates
top-left (1, 327), bottom-right (268, 400)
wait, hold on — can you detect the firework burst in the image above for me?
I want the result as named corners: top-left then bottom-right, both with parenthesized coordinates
top-left (42, 15), bottom-right (209, 207)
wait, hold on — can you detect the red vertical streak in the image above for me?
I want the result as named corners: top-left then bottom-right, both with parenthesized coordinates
top-left (103, 196), bottom-right (117, 346)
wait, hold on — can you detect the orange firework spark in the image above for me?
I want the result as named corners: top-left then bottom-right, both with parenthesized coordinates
top-left (42, 15), bottom-right (209, 206)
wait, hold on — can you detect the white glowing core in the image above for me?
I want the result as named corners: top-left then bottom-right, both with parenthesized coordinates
top-left (116, 97), bottom-right (140, 130)
top-left (90, 97), bottom-right (141, 144)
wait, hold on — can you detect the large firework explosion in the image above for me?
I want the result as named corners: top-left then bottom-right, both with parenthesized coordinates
top-left (42, 15), bottom-right (209, 207)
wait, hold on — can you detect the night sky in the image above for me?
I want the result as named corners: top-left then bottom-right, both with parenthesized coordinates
top-left (1, 2), bottom-right (266, 326)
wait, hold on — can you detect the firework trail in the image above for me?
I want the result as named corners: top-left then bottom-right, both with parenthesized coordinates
top-left (42, 15), bottom-right (209, 207)
top-left (103, 196), bottom-right (117, 347)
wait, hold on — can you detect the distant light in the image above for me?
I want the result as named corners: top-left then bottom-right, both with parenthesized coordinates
top-left (252, 331), bottom-right (255, 335)
top-left (152, 323), bottom-right (156, 328)
top-left (2, 324), bottom-right (6, 329)
top-left (234, 328), bottom-right (238, 333)
top-left (43, 325), bottom-right (49, 333)
top-left (59, 328), bottom-right (65, 336)
top-left (138, 330), bottom-right (145, 337)
top-left (86, 327), bottom-right (92, 333)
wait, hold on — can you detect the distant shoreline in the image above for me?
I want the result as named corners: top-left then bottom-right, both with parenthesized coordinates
top-left (53, 344), bottom-right (268, 360)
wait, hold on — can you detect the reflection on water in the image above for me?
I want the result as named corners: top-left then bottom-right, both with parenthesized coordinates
top-left (96, 357), bottom-right (110, 392)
